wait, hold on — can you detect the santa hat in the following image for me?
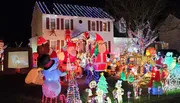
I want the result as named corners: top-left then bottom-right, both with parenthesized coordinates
top-left (156, 58), bottom-right (163, 67)
top-left (50, 51), bottom-right (57, 58)
top-left (84, 32), bottom-right (89, 39)
top-left (96, 33), bottom-right (103, 42)
top-left (67, 42), bottom-right (76, 47)
top-left (37, 36), bottom-right (47, 46)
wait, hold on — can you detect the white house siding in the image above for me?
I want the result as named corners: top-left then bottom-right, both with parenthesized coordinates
top-left (30, 2), bottom-right (114, 53)
top-left (41, 14), bottom-right (114, 53)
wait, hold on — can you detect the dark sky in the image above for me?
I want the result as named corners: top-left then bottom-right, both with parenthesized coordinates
top-left (0, 0), bottom-right (179, 47)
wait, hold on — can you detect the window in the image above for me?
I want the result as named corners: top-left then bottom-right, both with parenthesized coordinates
top-left (46, 17), bottom-right (50, 29)
top-left (103, 22), bottom-right (107, 31)
top-left (61, 18), bottom-right (64, 30)
top-left (108, 22), bottom-right (110, 32)
top-left (56, 18), bottom-right (60, 29)
top-left (108, 41), bottom-right (111, 52)
top-left (65, 19), bottom-right (70, 29)
top-left (88, 20), bottom-right (91, 31)
top-left (61, 40), bottom-right (64, 49)
top-left (100, 21), bottom-right (102, 31)
top-left (96, 21), bottom-right (99, 31)
top-left (51, 18), bottom-right (55, 29)
top-left (57, 40), bottom-right (60, 50)
top-left (92, 21), bottom-right (95, 31)
top-left (79, 20), bottom-right (83, 24)
top-left (50, 40), bottom-right (57, 50)
top-left (70, 19), bottom-right (74, 30)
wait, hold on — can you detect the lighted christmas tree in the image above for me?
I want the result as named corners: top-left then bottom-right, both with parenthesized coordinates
top-left (120, 71), bottom-right (126, 81)
top-left (97, 72), bottom-right (108, 94)
top-left (66, 62), bottom-right (82, 103)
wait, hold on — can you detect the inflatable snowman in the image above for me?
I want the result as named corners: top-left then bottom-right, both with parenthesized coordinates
top-left (38, 54), bottom-right (67, 98)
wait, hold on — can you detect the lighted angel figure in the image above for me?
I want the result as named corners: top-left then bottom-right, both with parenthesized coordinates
top-left (113, 80), bottom-right (124, 103)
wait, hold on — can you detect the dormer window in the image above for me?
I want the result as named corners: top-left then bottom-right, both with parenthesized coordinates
top-left (119, 17), bottom-right (127, 33)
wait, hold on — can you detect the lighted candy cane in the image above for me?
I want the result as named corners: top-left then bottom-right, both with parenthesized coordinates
top-left (148, 87), bottom-right (151, 99)
top-left (158, 86), bottom-right (161, 98)
top-left (59, 94), bottom-right (67, 103)
top-left (139, 88), bottom-right (142, 96)
top-left (127, 91), bottom-right (131, 103)
top-left (42, 85), bottom-right (56, 103)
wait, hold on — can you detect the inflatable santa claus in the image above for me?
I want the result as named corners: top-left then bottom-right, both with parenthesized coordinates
top-left (58, 41), bottom-right (77, 72)
top-left (91, 34), bottom-right (109, 71)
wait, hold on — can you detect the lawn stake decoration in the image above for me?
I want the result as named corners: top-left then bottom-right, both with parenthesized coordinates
top-left (59, 94), bottom-right (67, 103)
top-left (95, 72), bottom-right (110, 103)
top-left (85, 80), bottom-right (97, 103)
top-left (113, 80), bottom-right (124, 103)
top-left (38, 54), bottom-right (67, 103)
top-left (127, 91), bottom-right (131, 103)
top-left (0, 40), bottom-right (6, 71)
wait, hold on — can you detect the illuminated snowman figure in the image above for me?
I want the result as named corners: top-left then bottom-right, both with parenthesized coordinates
top-left (38, 54), bottom-right (67, 102)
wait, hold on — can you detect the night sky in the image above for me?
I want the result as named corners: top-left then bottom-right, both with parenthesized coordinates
top-left (0, 0), bottom-right (179, 47)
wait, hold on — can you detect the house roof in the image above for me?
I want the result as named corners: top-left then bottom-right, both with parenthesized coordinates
top-left (36, 1), bottom-right (114, 20)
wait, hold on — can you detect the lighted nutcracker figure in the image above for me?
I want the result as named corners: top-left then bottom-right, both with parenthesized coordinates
top-left (91, 34), bottom-right (109, 71)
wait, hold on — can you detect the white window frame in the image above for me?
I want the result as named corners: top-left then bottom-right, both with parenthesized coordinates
top-left (65, 19), bottom-right (70, 30)
top-left (50, 40), bottom-right (57, 50)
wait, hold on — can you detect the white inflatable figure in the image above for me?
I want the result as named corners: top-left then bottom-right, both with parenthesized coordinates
top-left (85, 80), bottom-right (97, 103)
top-left (39, 54), bottom-right (67, 103)
top-left (113, 80), bottom-right (124, 103)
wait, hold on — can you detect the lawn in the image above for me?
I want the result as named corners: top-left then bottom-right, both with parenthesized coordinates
top-left (0, 73), bottom-right (180, 103)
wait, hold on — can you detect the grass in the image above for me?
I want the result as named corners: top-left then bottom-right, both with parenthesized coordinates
top-left (0, 73), bottom-right (180, 103)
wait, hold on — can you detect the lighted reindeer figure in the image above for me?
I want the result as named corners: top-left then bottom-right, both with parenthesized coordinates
top-left (113, 80), bottom-right (124, 103)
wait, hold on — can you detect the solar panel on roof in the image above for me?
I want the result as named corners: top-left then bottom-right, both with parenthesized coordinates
top-left (36, 1), bottom-right (113, 19)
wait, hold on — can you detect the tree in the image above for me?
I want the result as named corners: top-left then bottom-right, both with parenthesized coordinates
top-left (97, 72), bottom-right (108, 94)
top-left (105, 0), bottom-right (168, 54)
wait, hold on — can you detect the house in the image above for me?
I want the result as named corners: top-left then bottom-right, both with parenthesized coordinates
top-left (30, 1), bottom-right (115, 53)
top-left (159, 14), bottom-right (180, 52)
